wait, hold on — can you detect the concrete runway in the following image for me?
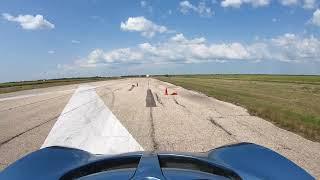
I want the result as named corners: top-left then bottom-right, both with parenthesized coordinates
top-left (0, 78), bottom-right (319, 177)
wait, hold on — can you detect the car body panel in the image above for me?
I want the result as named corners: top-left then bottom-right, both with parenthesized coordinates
top-left (0, 143), bottom-right (314, 180)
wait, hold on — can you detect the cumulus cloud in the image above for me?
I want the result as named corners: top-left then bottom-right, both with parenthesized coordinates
top-left (279, 0), bottom-right (317, 8)
top-left (310, 9), bottom-right (320, 26)
top-left (179, 1), bottom-right (214, 17)
top-left (69, 33), bottom-right (320, 69)
top-left (221, 0), bottom-right (270, 8)
top-left (279, 0), bottom-right (299, 6)
top-left (221, 0), bottom-right (315, 8)
top-left (266, 33), bottom-right (320, 61)
top-left (120, 16), bottom-right (168, 38)
top-left (2, 13), bottom-right (54, 30)
top-left (303, 0), bottom-right (316, 9)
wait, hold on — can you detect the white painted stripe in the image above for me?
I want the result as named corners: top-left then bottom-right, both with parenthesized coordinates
top-left (0, 89), bottom-right (74, 102)
top-left (0, 84), bottom-right (109, 102)
top-left (41, 85), bottom-right (144, 154)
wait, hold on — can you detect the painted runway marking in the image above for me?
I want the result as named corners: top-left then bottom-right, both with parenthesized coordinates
top-left (41, 85), bottom-right (144, 154)
top-left (0, 84), bottom-right (110, 102)
top-left (0, 89), bottom-right (74, 102)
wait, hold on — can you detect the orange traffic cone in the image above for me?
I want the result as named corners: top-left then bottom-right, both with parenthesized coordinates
top-left (165, 88), bottom-right (168, 95)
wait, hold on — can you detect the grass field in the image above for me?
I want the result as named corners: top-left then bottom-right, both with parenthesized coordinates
top-left (157, 75), bottom-right (320, 142)
top-left (0, 77), bottom-right (117, 94)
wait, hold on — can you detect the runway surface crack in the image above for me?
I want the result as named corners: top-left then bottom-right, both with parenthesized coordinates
top-left (173, 98), bottom-right (186, 108)
top-left (149, 107), bottom-right (159, 151)
top-left (209, 117), bottom-right (238, 141)
top-left (155, 93), bottom-right (163, 106)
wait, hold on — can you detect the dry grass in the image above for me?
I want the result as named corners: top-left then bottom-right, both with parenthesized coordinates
top-left (157, 75), bottom-right (320, 142)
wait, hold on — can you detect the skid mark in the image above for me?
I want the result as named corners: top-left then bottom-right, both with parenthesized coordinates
top-left (0, 86), bottom-right (121, 146)
top-left (209, 117), bottom-right (238, 141)
top-left (173, 98), bottom-right (186, 108)
top-left (128, 85), bottom-right (135, 91)
top-left (154, 93), bottom-right (163, 106)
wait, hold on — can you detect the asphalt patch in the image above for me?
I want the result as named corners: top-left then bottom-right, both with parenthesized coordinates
top-left (146, 89), bottom-right (156, 107)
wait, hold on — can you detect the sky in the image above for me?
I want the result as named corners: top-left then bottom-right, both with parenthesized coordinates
top-left (1, 0), bottom-right (320, 82)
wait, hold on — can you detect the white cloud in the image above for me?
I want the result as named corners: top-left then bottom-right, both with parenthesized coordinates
top-left (278, 0), bottom-right (317, 8)
top-left (73, 33), bottom-right (320, 68)
top-left (310, 9), bottom-right (320, 26)
top-left (303, 0), bottom-right (316, 9)
top-left (221, 0), bottom-right (270, 8)
top-left (2, 13), bottom-right (54, 30)
top-left (221, 0), bottom-right (316, 8)
top-left (48, 50), bottom-right (55, 54)
top-left (179, 1), bottom-right (214, 17)
top-left (265, 33), bottom-right (320, 61)
top-left (71, 40), bottom-right (80, 44)
top-left (120, 16), bottom-right (168, 38)
top-left (279, 0), bottom-right (299, 6)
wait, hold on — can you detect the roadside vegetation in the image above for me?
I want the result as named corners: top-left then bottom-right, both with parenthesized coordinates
top-left (157, 75), bottom-right (320, 142)
top-left (0, 77), bottom-right (118, 94)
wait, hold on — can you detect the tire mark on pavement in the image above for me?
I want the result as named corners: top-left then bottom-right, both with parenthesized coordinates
top-left (0, 93), bottom-right (70, 113)
top-left (0, 114), bottom-right (59, 146)
top-left (0, 89), bottom-right (114, 147)
top-left (209, 117), bottom-right (238, 141)
top-left (145, 89), bottom-right (159, 151)
top-left (173, 98), bottom-right (186, 108)
top-left (103, 87), bottom-right (116, 108)
top-left (149, 107), bottom-right (159, 151)
top-left (154, 93), bottom-right (163, 106)
top-left (0, 82), bottom-right (119, 112)
top-left (128, 85), bottom-right (135, 91)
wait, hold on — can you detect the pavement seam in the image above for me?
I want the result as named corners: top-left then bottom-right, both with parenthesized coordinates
top-left (154, 93), bottom-right (163, 106)
top-left (149, 107), bottom-right (159, 151)
top-left (173, 98), bottom-right (186, 108)
top-left (208, 117), bottom-right (238, 141)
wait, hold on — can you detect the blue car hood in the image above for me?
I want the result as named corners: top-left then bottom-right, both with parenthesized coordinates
top-left (0, 143), bottom-right (314, 180)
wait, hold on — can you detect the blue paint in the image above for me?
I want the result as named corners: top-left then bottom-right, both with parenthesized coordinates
top-left (0, 143), bottom-right (314, 179)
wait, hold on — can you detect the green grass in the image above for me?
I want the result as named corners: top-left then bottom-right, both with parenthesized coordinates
top-left (0, 77), bottom-right (118, 94)
top-left (157, 74), bottom-right (320, 142)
